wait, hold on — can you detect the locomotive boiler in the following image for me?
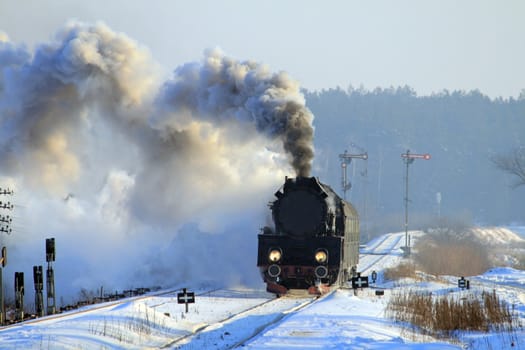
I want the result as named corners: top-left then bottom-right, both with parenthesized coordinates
top-left (257, 176), bottom-right (360, 295)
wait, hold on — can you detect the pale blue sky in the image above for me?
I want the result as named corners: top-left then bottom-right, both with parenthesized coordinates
top-left (1, 0), bottom-right (523, 98)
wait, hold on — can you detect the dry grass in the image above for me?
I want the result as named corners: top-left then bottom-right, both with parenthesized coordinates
top-left (386, 289), bottom-right (520, 338)
top-left (413, 233), bottom-right (491, 277)
top-left (383, 262), bottom-right (417, 281)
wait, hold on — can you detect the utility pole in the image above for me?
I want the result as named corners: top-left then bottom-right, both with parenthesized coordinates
top-left (0, 187), bottom-right (14, 325)
top-left (339, 150), bottom-right (368, 200)
top-left (0, 246), bottom-right (6, 325)
top-left (361, 155), bottom-right (369, 242)
top-left (436, 192), bottom-right (442, 219)
top-left (401, 150), bottom-right (431, 256)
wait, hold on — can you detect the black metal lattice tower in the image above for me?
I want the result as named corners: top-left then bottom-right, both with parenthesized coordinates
top-left (14, 271), bottom-right (24, 321)
top-left (33, 265), bottom-right (44, 317)
top-left (46, 238), bottom-right (56, 315)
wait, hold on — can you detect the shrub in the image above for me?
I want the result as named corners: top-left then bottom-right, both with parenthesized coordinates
top-left (386, 289), bottom-right (519, 338)
top-left (414, 231), bottom-right (490, 277)
top-left (383, 262), bottom-right (417, 281)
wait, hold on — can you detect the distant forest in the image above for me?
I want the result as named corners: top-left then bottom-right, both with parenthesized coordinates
top-left (304, 86), bottom-right (525, 236)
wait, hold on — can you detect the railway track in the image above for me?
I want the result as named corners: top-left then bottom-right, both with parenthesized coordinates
top-left (358, 232), bottom-right (404, 275)
top-left (153, 233), bottom-right (409, 349)
top-left (234, 233), bottom-right (410, 348)
top-left (1, 286), bottom-right (287, 349)
top-left (0, 287), bottom-right (183, 331)
top-left (159, 290), bottom-right (326, 349)
top-left (361, 233), bottom-right (392, 254)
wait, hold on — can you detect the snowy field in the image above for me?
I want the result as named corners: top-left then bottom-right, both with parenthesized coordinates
top-left (0, 229), bottom-right (524, 349)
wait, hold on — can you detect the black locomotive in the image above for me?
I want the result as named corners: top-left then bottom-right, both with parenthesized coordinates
top-left (257, 176), bottom-right (360, 295)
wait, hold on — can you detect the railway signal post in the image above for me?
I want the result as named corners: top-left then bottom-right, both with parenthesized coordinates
top-left (340, 145), bottom-right (370, 242)
top-left (339, 150), bottom-right (368, 201)
top-left (14, 272), bottom-right (24, 321)
top-left (401, 150), bottom-right (431, 256)
top-left (46, 238), bottom-right (56, 315)
top-left (33, 265), bottom-right (44, 317)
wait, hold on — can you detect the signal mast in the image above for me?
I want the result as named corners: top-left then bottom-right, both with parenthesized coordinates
top-left (401, 150), bottom-right (431, 256)
top-left (339, 150), bottom-right (368, 200)
top-left (339, 148), bottom-right (369, 241)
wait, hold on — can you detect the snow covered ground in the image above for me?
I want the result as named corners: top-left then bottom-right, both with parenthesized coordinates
top-left (1, 229), bottom-right (524, 349)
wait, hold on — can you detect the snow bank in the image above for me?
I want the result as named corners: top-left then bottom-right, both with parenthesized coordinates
top-left (469, 227), bottom-right (524, 245)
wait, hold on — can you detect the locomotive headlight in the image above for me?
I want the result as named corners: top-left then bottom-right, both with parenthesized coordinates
top-left (315, 249), bottom-right (328, 264)
top-left (268, 248), bottom-right (282, 263)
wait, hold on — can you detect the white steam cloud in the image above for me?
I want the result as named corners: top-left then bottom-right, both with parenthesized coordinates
top-left (0, 21), bottom-right (315, 301)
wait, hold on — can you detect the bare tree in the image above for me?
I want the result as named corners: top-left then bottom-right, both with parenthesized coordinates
top-left (492, 147), bottom-right (525, 188)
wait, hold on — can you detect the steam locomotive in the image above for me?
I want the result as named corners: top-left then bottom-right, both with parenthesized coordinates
top-left (257, 176), bottom-right (360, 295)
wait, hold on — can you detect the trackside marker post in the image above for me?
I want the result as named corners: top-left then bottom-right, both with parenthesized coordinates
top-left (177, 288), bottom-right (195, 313)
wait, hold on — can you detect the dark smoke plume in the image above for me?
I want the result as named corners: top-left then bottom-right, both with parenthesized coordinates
top-left (157, 48), bottom-right (314, 177)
